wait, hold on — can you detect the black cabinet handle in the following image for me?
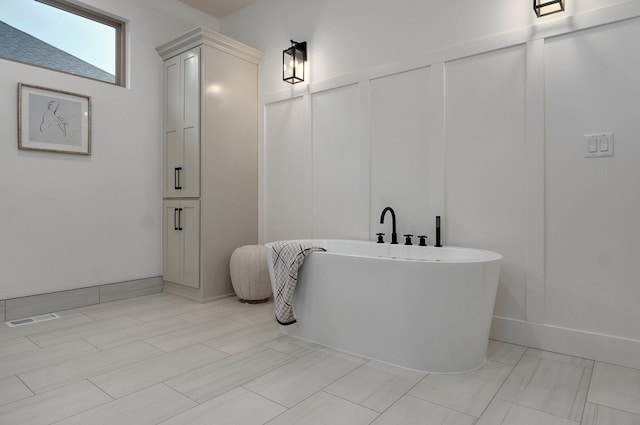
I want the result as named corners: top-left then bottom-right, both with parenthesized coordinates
top-left (173, 208), bottom-right (184, 231)
top-left (174, 167), bottom-right (182, 190)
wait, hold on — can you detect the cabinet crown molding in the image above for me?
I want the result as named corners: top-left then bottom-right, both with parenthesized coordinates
top-left (156, 26), bottom-right (264, 64)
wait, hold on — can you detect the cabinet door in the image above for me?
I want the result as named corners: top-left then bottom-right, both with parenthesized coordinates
top-left (163, 49), bottom-right (200, 198)
top-left (179, 200), bottom-right (200, 288)
top-left (163, 200), bottom-right (183, 284)
top-left (163, 200), bottom-right (200, 288)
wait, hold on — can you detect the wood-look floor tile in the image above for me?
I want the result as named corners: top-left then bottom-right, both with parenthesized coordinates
top-left (177, 301), bottom-right (252, 324)
top-left (0, 376), bottom-right (33, 407)
top-left (0, 313), bottom-right (94, 340)
top-left (408, 360), bottom-right (512, 417)
top-left (587, 362), bottom-right (640, 416)
top-left (227, 307), bottom-right (275, 326)
top-left (262, 334), bottom-right (323, 358)
top-left (128, 302), bottom-right (214, 322)
top-left (3, 292), bottom-right (638, 425)
top-left (265, 391), bottom-right (378, 425)
top-left (496, 352), bottom-right (592, 421)
top-left (84, 317), bottom-right (191, 350)
top-left (27, 315), bottom-right (143, 347)
top-left (0, 380), bottom-right (111, 425)
top-left (0, 336), bottom-right (39, 358)
top-left (243, 348), bottom-right (367, 408)
top-left (203, 321), bottom-right (280, 354)
top-left (325, 360), bottom-right (426, 412)
top-left (0, 340), bottom-right (98, 379)
top-left (525, 348), bottom-right (593, 369)
top-left (370, 395), bottom-right (476, 425)
top-left (52, 384), bottom-right (196, 425)
top-left (582, 402), bottom-right (640, 425)
top-left (487, 340), bottom-right (528, 366)
top-left (19, 341), bottom-right (163, 394)
top-left (165, 345), bottom-right (293, 402)
top-left (476, 399), bottom-right (579, 425)
top-left (145, 319), bottom-right (247, 352)
top-left (158, 387), bottom-right (285, 425)
top-left (90, 344), bottom-right (228, 399)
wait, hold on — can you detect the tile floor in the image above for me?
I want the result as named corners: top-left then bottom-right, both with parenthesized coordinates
top-left (0, 292), bottom-right (639, 425)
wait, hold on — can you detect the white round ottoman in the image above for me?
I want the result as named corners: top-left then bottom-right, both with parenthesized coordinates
top-left (229, 245), bottom-right (272, 304)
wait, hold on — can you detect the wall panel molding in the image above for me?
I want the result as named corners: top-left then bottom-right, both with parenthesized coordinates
top-left (261, 1), bottom-right (640, 104)
top-left (525, 39), bottom-right (546, 324)
top-left (257, 1), bottom-right (640, 367)
top-left (428, 62), bottom-right (446, 229)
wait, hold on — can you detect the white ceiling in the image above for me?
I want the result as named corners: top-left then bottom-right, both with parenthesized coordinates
top-left (179, 0), bottom-right (258, 18)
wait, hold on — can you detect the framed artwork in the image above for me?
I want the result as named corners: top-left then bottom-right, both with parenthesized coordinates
top-left (18, 83), bottom-right (91, 155)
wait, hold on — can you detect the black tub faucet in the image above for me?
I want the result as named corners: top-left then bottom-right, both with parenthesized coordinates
top-left (380, 207), bottom-right (398, 244)
top-left (435, 216), bottom-right (443, 247)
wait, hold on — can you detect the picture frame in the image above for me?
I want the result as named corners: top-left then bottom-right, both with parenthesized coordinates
top-left (18, 83), bottom-right (91, 155)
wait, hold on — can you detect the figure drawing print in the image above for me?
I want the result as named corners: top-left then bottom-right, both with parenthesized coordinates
top-left (18, 83), bottom-right (91, 155)
top-left (29, 93), bottom-right (82, 146)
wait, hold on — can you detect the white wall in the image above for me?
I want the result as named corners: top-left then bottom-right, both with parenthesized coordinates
top-left (222, 0), bottom-right (640, 368)
top-left (221, 0), bottom-right (627, 96)
top-left (0, 0), bottom-right (218, 299)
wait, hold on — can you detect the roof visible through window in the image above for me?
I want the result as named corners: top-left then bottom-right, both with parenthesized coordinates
top-left (0, 0), bottom-right (125, 86)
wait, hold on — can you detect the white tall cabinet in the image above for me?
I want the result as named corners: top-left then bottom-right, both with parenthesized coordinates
top-left (157, 27), bottom-right (263, 302)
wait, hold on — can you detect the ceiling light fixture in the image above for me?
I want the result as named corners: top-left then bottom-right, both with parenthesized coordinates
top-left (534, 0), bottom-right (565, 17)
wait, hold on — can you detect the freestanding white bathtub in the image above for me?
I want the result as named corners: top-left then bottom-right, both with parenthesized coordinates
top-left (265, 239), bottom-right (502, 373)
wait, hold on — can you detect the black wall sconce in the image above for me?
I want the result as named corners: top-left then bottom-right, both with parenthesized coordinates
top-left (534, 0), bottom-right (565, 17)
top-left (283, 40), bottom-right (307, 84)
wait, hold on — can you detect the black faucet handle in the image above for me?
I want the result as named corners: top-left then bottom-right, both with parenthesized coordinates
top-left (404, 234), bottom-right (413, 245)
top-left (376, 233), bottom-right (385, 243)
top-left (418, 235), bottom-right (428, 246)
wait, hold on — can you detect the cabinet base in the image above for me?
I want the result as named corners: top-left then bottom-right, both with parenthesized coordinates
top-left (163, 280), bottom-right (235, 303)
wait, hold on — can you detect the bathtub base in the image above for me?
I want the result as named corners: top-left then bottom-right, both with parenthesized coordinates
top-left (279, 326), bottom-right (490, 374)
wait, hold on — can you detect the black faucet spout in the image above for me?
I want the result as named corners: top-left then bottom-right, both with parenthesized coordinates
top-left (380, 207), bottom-right (398, 244)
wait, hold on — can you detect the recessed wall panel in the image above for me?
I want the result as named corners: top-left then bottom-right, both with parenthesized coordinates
top-left (545, 19), bottom-right (640, 339)
top-left (445, 45), bottom-right (527, 320)
top-left (264, 98), bottom-right (308, 242)
top-left (311, 84), bottom-right (368, 239)
top-left (370, 67), bottom-right (431, 240)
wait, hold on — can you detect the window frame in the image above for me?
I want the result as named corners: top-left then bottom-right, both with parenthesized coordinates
top-left (3, 0), bottom-right (127, 87)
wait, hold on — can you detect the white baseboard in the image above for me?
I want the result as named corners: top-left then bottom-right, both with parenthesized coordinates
top-left (491, 315), bottom-right (640, 370)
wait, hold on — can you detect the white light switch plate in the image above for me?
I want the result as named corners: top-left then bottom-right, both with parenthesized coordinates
top-left (584, 132), bottom-right (614, 158)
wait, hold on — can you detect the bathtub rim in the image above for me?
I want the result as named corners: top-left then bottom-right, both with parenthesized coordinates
top-left (264, 239), bottom-right (502, 264)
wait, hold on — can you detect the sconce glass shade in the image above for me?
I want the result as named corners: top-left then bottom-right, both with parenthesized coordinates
top-left (283, 40), bottom-right (307, 84)
top-left (534, 0), bottom-right (565, 17)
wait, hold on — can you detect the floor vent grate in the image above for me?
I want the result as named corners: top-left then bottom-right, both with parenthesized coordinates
top-left (5, 313), bottom-right (61, 327)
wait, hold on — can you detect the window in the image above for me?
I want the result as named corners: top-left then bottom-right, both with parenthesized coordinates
top-left (0, 0), bottom-right (126, 86)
